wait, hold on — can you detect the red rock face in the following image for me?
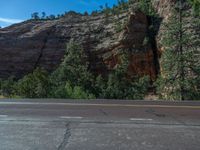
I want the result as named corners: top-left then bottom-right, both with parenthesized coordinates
top-left (102, 11), bottom-right (157, 79)
top-left (128, 50), bottom-right (156, 79)
top-left (0, 9), bottom-right (158, 79)
top-left (104, 50), bottom-right (156, 79)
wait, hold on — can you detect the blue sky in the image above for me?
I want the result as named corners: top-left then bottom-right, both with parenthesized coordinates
top-left (0, 0), bottom-right (119, 28)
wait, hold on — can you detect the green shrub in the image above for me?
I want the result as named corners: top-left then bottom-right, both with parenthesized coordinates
top-left (16, 68), bottom-right (50, 98)
top-left (114, 21), bottom-right (124, 33)
top-left (138, 0), bottom-right (156, 16)
top-left (65, 82), bottom-right (95, 99)
top-left (94, 54), bottom-right (150, 99)
top-left (0, 77), bottom-right (16, 97)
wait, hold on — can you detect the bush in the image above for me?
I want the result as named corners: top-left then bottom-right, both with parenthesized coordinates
top-left (0, 77), bottom-right (16, 97)
top-left (114, 21), bottom-right (124, 33)
top-left (16, 68), bottom-right (50, 98)
top-left (94, 54), bottom-right (150, 99)
top-left (65, 82), bottom-right (95, 99)
top-left (138, 0), bottom-right (156, 16)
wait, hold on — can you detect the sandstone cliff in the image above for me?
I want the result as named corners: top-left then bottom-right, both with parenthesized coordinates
top-left (0, 1), bottom-right (174, 79)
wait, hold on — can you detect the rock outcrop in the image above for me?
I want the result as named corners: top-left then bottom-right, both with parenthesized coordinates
top-left (152, 0), bottom-right (175, 54)
top-left (0, 1), bottom-right (175, 79)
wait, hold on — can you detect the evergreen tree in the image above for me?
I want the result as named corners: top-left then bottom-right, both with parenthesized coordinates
top-left (49, 41), bottom-right (95, 97)
top-left (187, 0), bottom-right (200, 16)
top-left (138, 0), bottom-right (155, 16)
top-left (0, 77), bottom-right (16, 97)
top-left (84, 11), bottom-right (89, 16)
top-left (16, 68), bottom-right (50, 98)
top-left (31, 12), bottom-right (40, 20)
top-left (42, 12), bottom-right (46, 19)
top-left (49, 15), bottom-right (56, 20)
top-left (99, 5), bottom-right (104, 11)
top-left (156, 0), bottom-right (200, 100)
top-left (95, 53), bottom-right (150, 99)
top-left (104, 3), bottom-right (110, 24)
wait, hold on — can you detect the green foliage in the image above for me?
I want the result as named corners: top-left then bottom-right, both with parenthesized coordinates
top-left (114, 15), bottom-right (128, 33)
top-left (30, 0), bottom-right (130, 21)
top-left (156, 1), bottom-right (200, 100)
top-left (138, 0), bottom-right (156, 16)
top-left (49, 41), bottom-right (95, 98)
top-left (41, 12), bottom-right (46, 19)
top-left (96, 74), bottom-right (149, 100)
top-left (188, 0), bottom-right (200, 16)
top-left (31, 12), bottom-right (60, 20)
top-left (117, 0), bottom-right (129, 11)
top-left (114, 21), bottom-right (124, 33)
top-left (84, 11), bottom-right (89, 16)
top-left (94, 54), bottom-right (150, 99)
top-left (109, 0), bottom-right (129, 16)
top-left (137, 0), bottom-right (160, 47)
top-left (0, 77), bottom-right (16, 97)
top-left (65, 83), bottom-right (95, 99)
top-left (16, 68), bottom-right (50, 98)
top-left (99, 3), bottom-right (112, 24)
top-left (91, 10), bottom-right (98, 16)
top-left (49, 15), bottom-right (56, 20)
top-left (31, 12), bottom-right (40, 20)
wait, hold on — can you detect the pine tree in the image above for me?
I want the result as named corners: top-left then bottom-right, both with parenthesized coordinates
top-left (16, 68), bottom-right (50, 98)
top-left (156, 0), bottom-right (200, 100)
top-left (137, 0), bottom-right (155, 16)
top-left (187, 0), bottom-right (200, 16)
top-left (31, 12), bottom-right (40, 20)
top-left (49, 40), bottom-right (95, 97)
top-left (41, 12), bottom-right (46, 19)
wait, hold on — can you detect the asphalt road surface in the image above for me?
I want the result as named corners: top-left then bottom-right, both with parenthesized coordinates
top-left (0, 99), bottom-right (199, 150)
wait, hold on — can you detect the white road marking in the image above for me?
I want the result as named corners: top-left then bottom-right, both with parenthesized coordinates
top-left (60, 116), bottom-right (83, 119)
top-left (130, 118), bottom-right (153, 121)
top-left (0, 115), bottom-right (8, 118)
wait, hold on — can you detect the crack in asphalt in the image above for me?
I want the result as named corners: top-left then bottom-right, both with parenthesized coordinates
top-left (99, 109), bottom-right (108, 116)
top-left (57, 123), bottom-right (71, 150)
top-left (145, 108), bottom-right (166, 118)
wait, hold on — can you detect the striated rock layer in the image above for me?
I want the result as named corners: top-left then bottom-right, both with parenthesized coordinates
top-left (0, 1), bottom-right (175, 79)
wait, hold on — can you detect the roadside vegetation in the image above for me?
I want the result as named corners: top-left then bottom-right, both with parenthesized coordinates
top-left (0, 41), bottom-right (149, 99)
top-left (156, 0), bottom-right (200, 100)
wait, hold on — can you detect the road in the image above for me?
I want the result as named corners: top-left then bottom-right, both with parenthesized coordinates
top-left (0, 99), bottom-right (199, 150)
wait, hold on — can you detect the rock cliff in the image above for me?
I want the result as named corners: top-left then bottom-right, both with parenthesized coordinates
top-left (0, 1), bottom-right (174, 79)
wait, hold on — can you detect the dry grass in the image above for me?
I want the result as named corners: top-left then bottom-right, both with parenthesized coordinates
top-left (144, 93), bottom-right (159, 100)
top-left (0, 95), bottom-right (5, 98)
